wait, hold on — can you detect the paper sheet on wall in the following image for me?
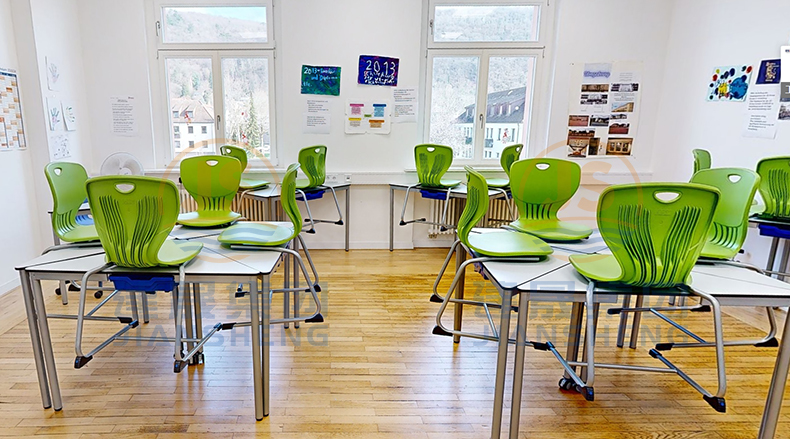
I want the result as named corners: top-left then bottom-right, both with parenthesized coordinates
top-left (742, 89), bottom-right (779, 139)
top-left (0, 69), bottom-right (27, 150)
top-left (110, 96), bottom-right (137, 136)
top-left (48, 133), bottom-right (71, 160)
top-left (392, 88), bottom-right (417, 123)
top-left (302, 98), bottom-right (331, 134)
top-left (344, 100), bottom-right (391, 134)
top-left (566, 61), bottom-right (643, 158)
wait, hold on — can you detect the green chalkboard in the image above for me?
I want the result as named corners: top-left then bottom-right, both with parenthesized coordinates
top-left (301, 65), bottom-right (341, 96)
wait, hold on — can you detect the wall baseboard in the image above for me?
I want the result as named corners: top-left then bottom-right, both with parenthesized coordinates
top-left (0, 277), bottom-right (21, 298)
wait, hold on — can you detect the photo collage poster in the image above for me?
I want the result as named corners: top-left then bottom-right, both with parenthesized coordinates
top-left (566, 61), bottom-right (643, 158)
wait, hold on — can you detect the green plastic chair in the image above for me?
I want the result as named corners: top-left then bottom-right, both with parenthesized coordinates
top-left (415, 144), bottom-right (460, 188)
top-left (178, 155), bottom-right (242, 227)
top-left (218, 163), bottom-right (323, 324)
top-left (508, 158), bottom-right (592, 241)
top-left (219, 145), bottom-right (270, 190)
top-left (690, 168), bottom-right (760, 260)
top-left (431, 166), bottom-right (552, 339)
top-left (693, 149), bottom-right (711, 174)
top-left (756, 156), bottom-right (790, 219)
top-left (564, 183), bottom-right (727, 411)
top-left (44, 162), bottom-right (99, 243)
top-left (296, 145), bottom-right (327, 189)
top-left (485, 144), bottom-right (524, 188)
top-left (76, 176), bottom-right (203, 369)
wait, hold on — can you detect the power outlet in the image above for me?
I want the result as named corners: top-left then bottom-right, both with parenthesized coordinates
top-left (344, 174), bottom-right (352, 183)
top-left (325, 174), bottom-right (339, 183)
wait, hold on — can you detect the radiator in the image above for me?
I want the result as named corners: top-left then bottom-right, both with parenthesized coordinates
top-left (178, 188), bottom-right (272, 221)
top-left (428, 198), bottom-right (513, 237)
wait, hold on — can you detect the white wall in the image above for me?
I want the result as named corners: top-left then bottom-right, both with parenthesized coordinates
top-left (652, 0), bottom-right (790, 267)
top-left (0, 0), bottom-right (45, 291)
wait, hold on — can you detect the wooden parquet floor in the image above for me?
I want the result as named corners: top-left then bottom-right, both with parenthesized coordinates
top-left (0, 248), bottom-right (788, 438)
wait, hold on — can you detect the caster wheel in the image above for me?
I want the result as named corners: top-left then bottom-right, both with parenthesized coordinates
top-left (55, 287), bottom-right (62, 296)
top-left (558, 377), bottom-right (575, 391)
top-left (68, 283), bottom-right (80, 292)
top-left (94, 291), bottom-right (103, 299)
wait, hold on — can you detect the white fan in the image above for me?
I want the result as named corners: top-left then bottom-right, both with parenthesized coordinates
top-left (100, 152), bottom-right (145, 176)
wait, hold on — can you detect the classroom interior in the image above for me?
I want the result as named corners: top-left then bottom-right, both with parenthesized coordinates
top-left (1, 0), bottom-right (790, 438)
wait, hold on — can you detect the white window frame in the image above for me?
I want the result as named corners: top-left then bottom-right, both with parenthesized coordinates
top-left (421, 0), bottom-right (555, 166)
top-left (147, 0), bottom-right (279, 168)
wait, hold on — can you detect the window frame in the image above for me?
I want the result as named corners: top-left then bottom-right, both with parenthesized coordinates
top-left (421, 0), bottom-right (554, 166)
top-left (148, 0), bottom-right (279, 168)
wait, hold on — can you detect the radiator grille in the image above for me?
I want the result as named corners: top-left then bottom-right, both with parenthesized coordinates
top-left (428, 198), bottom-right (513, 237)
top-left (178, 188), bottom-right (272, 221)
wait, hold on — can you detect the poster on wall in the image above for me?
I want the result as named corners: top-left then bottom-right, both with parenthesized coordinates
top-left (566, 61), bottom-right (643, 158)
top-left (392, 87), bottom-right (417, 123)
top-left (302, 98), bottom-right (331, 134)
top-left (742, 90), bottom-right (779, 139)
top-left (344, 100), bottom-right (391, 134)
top-left (62, 100), bottom-right (77, 131)
top-left (757, 59), bottom-right (781, 85)
top-left (707, 65), bottom-right (753, 101)
top-left (45, 56), bottom-right (62, 92)
top-left (110, 96), bottom-right (138, 136)
top-left (0, 68), bottom-right (26, 150)
top-left (301, 65), bottom-right (341, 96)
top-left (47, 98), bottom-right (62, 131)
top-left (357, 55), bottom-right (399, 86)
top-left (48, 134), bottom-right (71, 160)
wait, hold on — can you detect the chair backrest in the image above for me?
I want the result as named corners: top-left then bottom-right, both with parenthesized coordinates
top-left (86, 176), bottom-right (180, 268)
top-left (298, 145), bottom-right (327, 188)
top-left (500, 144), bottom-right (523, 177)
top-left (509, 158), bottom-right (581, 222)
top-left (457, 166), bottom-right (490, 245)
top-left (180, 155), bottom-right (241, 215)
top-left (44, 162), bottom-right (90, 240)
top-left (414, 144), bottom-right (454, 188)
top-left (757, 156), bottom-right (790, 219)
top-left (692, 149), bottom-right (711, 174)
top-left (597, 183), bottom-right (720, 288)
top-left (690, 168), bottom-right (760, 258)
top-left (281, 163), bottom-right (303, 236)
top-left (219, 145), bottom-right (248, 171)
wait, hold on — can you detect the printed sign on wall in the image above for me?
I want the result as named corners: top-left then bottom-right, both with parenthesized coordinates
top-left (357, 55), bottom-right (399, 87)
top-left (301, 65), bottom-right (341, 96)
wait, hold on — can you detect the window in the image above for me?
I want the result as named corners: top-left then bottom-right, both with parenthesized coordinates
top-left (151, 0), bottom-right (277, 165)
top-left (424, 1), bottom-right (553, 163)
top-left (173, 125), bottom-right (179, 133)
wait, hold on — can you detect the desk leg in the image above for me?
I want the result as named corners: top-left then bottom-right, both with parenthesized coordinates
top-left (758, 308), bottom-right (790, 439)
top-left (30, 276), bottom-right (62, 411)
top-left (183, 284), bottom-right (195, 355)
top-left (284, 242), bottom-right (290, 329)
top-left (250, 277), bottom-right (263, 421)
top-left (508, 296), bottom-right (530, 438)
top-left (262, 274), bottom-right (271, 417)
top-left (453, 244), bottom-right (466, 344)
top-left (293, 238), bottom-right (300, 329)
top-left (345, 187), bottom-right (350, 252)
top-left (194, 285), bottom-right (204, 361)
top-left (767, 237), bottom-right (779, 275)
top-left (491, 291), bottom-right (513, 439)
top-left (779, 241), bottom-right (790, 282)
top-left (19, 270), bottom-right (51, 409)
top-left (389, 186), bottom-right (394, 252)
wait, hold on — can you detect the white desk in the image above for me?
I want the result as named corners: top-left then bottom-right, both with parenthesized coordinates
top-left (16, 236), bottom-right (279, 421)
top-left (471, 249), bottom-right (790, 439)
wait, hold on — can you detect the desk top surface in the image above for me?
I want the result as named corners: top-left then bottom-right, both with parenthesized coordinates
top-left (246, 182), bottom-right (350, 199)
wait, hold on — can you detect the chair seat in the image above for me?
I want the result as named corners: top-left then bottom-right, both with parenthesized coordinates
top-left (570, 253), bottom-right (693, 286)
top-left (60, 224), bottom-right (100, 243)
top-left (295, 178), bottom-right (318, 190)
top-left (485, 178), bottom-right (509, 188)
top-left (177, 211), bottom-right (241, 228)
top-left (509, 218), bottom-right (593, 242)
top-left (218, 222), bottom-right (295, 247)
top-left (240, 177), bottom-right (270, 190)
top-left (467, 229), bottom-right (552, 258)
top-left (157, 240), bottom-right (203, 266)
top-left (423, 179), bottom-right (461, 189)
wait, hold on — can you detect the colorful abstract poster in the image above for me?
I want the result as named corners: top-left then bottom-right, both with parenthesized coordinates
top-left (0, 69), bottom-right (26, 149)
top-left (358, 55), bottom-right (399, 86)
top-left (301, 65), bottom-right (341, 96)
top-left (757, 59), bottom-right (781, 84)
top-left (707, 65), bottom-right (753, 101)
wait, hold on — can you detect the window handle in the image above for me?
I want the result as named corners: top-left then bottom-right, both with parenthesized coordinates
top-left (216, 115), bottom-right (221, 130)
top-left (479, 113), bottom-right (484, 129)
